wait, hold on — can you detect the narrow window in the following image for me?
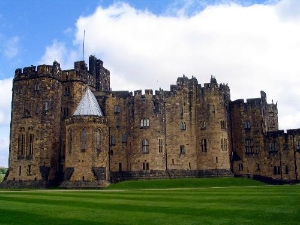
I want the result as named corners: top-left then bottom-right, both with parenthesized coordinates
top-left (245, 121), bottom-right (251, 129)
top-left (201, 139), bottom-right (207, 152)
top-left (44, 102), bottom-right (48, 111)
top-left (114, 105), bottom-right (120, 114)
top-left (27, 165), bottom-right (32, 176)
top-left (81, 129), bottom-right (86, 151)
top-left (119, 163), bottom-right (122, 172)
top-left (180, 121), bottom-right (186, 130)
top-left (110, 136), bottom-right (116, 146)
top-left (158, 138), bottom-right (163, 153)
top-left (142, 139), bottom-right (149, 153)
top-left (216, 157), bottom-right (218, 163)
top-left (34, 82), bottom-right (39, 91)
top-left (180, 145), bottom-right (186, 154)
top-left (29, 134), bottom-right (34, 155)
top-left (200, 121), bottom-right (206, 130)
top-left (285, 165), bottom-right (289, 174)
top-left (19, 166), bottom-right (21, 176)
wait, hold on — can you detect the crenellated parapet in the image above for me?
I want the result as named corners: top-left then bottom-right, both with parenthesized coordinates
top-left (14, 62), bottom-right (62, 81)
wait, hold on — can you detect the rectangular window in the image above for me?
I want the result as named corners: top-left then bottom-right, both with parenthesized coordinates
top-left (110, 136), bottom-right (116, 146)
top-left (140, 119), bottom-right (150, 128)
top-left (158, 138), bottom-right (163, 153)
top-left (238, 163), bottom-right (243, 171)
top-left (180, 145), bottom-right (186, 154)
top-left (201, 139), bottom-right (207, 152)
top-left (114, 105), bottom-right (121, 114)
top-left (122, 133), bottom-right (127, 143)
top-left (180, 121), bottom-right (186, 130)
top-left (143, 162), bottom-right (149, 171)
top-left (245, 139), bottom-right (254, 154)
top-left (142, 139), bottom-right (149, 153)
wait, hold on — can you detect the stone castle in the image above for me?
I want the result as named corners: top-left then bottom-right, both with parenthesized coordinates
top-left (2, 55), bottom-right (300, 188)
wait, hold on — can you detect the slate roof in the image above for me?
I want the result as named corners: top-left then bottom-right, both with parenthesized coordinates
top-left (73, 88), bottom-right (103, 116)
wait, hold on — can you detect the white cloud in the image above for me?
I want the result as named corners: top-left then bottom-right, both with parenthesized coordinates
top-left (39, 0), bottom-right (300, 131)
top-left (4, 36), bottom-right (20, 59)
top-left (0, 78), bottom-right (12, 124)
top-left (0, 78), bottom-right (12, 167)
top-left (38, 40), bottom-right (79, 69)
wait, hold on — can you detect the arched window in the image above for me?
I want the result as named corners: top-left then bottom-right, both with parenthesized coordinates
top-left (142, 139), bottom-right (149, 153)
top-left (96, 129), bottom-right (101, 152)
top-left (201, 139), bottom-right (207, 152)
top-left (34, 82), bottom-right (39, 91)
top-left (81, 129), bottom-right (86, 151)
top-left (28, 134), bottom-right (34, 155)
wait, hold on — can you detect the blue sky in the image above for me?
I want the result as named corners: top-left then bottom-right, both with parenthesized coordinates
top-left (0, 0), bottom-right (300, 167)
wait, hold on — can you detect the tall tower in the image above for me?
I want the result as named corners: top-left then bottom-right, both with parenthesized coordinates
top-left (7, 62), bottom-right (63, 186)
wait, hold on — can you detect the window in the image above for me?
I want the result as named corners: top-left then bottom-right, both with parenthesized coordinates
top-left (245, 139), bottom-right (254, 154)
top-left (273, 166), bottom-right (281, 175)
top-left (269, 141), bottom-right (277, 153)
top-left (201, 139), bottom-right (207, 152)
top-left (19, 166), bottom-right (22, 176)
top-left (285, 165), bottom-right (289, 174)
top-left (44, 102), bottom-right (49, 111)
top-left (257, 163), bottom-right (260, 171)
top-left (180, 145), bottom-right (186, 154)
top-left (18, 133), bottom-right (25, 156)
top-left (64, 87), bottom-right (71, 96)
top-left (180, 121), bottom-right (186, 130)
top-left (142, 162), bottom-right (149, 170)
top-left (122, 133), bottom-right (127, 144)
top-left (81, 129), bottom-right (86, 151)
top-left (200, 121), bottom-right (206, 130)
top-left (238, 163), bottom-right (243, 171)
top-left (158, 138), bottom-right (163, 153)
top-left (142, 139), bottom-right (149, 153)
top-left (63, 108), bottom-right (69, 117)
top-left (96, 130), bottom-right (101, 152)
top-left (27, 165), bottom-right (32, 176)
top-left (114, 105), bottom-right (121, 114)
top-left (110, 136), bottom-right (116, 146)
top-left (140, 119), bottom-right (150, 128)
top-left (28, 134), bottom-right (34, 155)
top-left (119, 163), bottom-right (122, 172)
top-left (34, 82), bottom-right (39, 91)
top-left (216, 157), bottom-right (218, 163)
top-left (245, 121), bottom-right (251, 129)
top-left (221, 138), bottom-right (228, 151)
top-left (220, 120), bottom-right (226, 129)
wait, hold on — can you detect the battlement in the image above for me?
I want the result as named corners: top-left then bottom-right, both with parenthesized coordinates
top-left (14, 61), bottom-right (62, 80)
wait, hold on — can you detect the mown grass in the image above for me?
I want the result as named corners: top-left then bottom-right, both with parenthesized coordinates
top-left (0, 178), bottom-right (299, 225)
top-left (105, 177), bottom-right (265, 190)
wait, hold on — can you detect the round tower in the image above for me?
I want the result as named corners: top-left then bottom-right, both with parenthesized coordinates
top-left (62, 88), bottom-right (109, 188)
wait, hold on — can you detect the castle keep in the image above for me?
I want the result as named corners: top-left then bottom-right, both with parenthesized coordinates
top-left (3, 55), bottom-right (300, 187)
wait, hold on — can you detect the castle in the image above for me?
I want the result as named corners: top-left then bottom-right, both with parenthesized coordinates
top-left (2, 55), bottom-right (300, 188)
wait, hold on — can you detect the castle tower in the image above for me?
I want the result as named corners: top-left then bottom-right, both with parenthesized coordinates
top-left (62, 88), bottom-right (109, 187)
top-left (196, 76), bottom-right (231, 174)
top-left (6, 62), bottom-right (63, 186)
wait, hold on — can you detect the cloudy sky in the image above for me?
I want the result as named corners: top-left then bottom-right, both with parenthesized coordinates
top-left (0, 0), bottom-right (300, 167)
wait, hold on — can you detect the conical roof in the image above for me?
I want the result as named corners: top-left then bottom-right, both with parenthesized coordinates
top-left (73, 88), bottom-right (103, 116)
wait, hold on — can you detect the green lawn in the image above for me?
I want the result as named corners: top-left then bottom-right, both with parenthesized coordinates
top-left (0, 178), bottom-right (299, 225)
